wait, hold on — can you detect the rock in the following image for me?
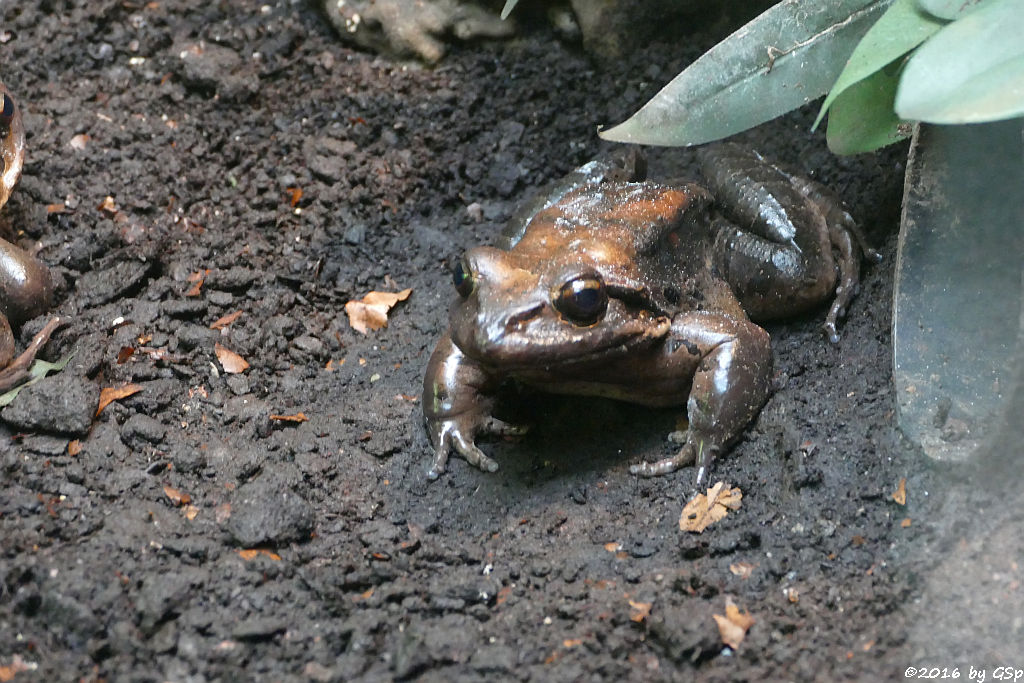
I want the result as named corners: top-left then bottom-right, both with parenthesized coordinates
top-left (205, 267), bottom-right (258, 292)
top-left (161, 299), bottom-right (208, 319)
top-left (174, 41), bottom-right (259, 101)
top-left (76, 259), bottom-right (154, 306)
top-left (232, 617), bottom-right (287, 641)
top-left (135, 570), bottom-right (205, 636)
top-left (323, 0), bottom-right (514, 63)
top-left (569, 0), bottom-right (773, 59)
top-left (121, 414), bottom-right (167, 447)
top-left (225, 476), bottom-right (314, 547)
top-left (175, 323), bottom-right (218, 351)
top-left (1, 374), bottom-right (99, 436)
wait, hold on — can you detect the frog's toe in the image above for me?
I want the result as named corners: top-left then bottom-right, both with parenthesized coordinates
top-left (426, 425), bottom-right (454, 480)
top-left (630, 443), bottom-right (696, 477)
top-left (453, 431), bottom-right (499, 473)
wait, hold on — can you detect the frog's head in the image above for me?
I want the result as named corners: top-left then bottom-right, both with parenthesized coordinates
top-left (447, 181), bottom-right (709, 369)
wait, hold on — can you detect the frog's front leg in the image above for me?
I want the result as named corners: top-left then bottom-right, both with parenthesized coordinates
top-left (698, 143), bottom-right (873, 342)
top-left (422, 332), bottom-right (527, 479)
top-left (630, 311), bottom-right (772, 484)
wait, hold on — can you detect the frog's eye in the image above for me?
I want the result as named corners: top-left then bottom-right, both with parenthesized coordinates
top-left (452, 257), bottom-right (475, 298)
top-left (554, 275), bottom-right (608, 325)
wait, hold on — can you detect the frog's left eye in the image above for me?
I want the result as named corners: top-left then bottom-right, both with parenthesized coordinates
top-left (554, 275), bottom-right (608, 325)
top-left (452, 257), bottom-right (475, 298)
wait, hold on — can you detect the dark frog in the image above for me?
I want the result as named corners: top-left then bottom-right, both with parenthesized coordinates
top-left (422, 144), bottom-right (878, 483)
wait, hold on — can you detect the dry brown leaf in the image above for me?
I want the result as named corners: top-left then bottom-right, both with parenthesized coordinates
top-left (679, 482), bottom-right (743, 533)
top-left (238, 548), bottom-right (281, 561)
top-left (628, 599), bottom-right (653, 623)
top-left (270, 412), bottom-right (309, 423)
top-left (783, 586), bottom-right (800, 603)
top-left (901, 517), bottom-right (912, 528)
top-left (69, 133), bottom-right (90, 150)
top-left (210, 310), bottom-right (243, 330)
top-left (67, 440), bottom-right (82, 456)
top-left (97, 195), bottom-right (118, 214)
top-left (285, 187), bottom-right (303, 207)
top-left (603, 541), bottom-right (621, 553)
top-left (563, 638), bottom-right (583, 648)
top-left (97, 383), bottom-right (144, 416)
top-left (713, 599), bottom-right (756, 649)
top-left (46, 203), bottom-right (67, 214)
top-left (215, 343), bottom-right (249, 374)
top-left (0, 655), bottom-right (32, 682)
top-left (345, 288), bottom-right (412, 334)
top-left (892, 477), bottom-right (907, 505)
top-left (163, 485), bottom-right (192, 506)
top-left (183, 504), bottom-right (199, 521)
top-left (729, 562), bottom-right (756, 579)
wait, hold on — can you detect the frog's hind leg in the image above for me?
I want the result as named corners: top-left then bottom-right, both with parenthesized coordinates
top-left (699, 143), bottom-right (868, 342)
top-left (630, 311), bottom-right (772, 485)
top-left (779, 173), bottom-right (882, 342)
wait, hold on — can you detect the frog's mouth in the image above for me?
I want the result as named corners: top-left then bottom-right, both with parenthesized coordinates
top-left (451, 297), bottom-right (671, 370)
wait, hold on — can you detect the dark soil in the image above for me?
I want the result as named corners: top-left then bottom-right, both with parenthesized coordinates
top-left (2, 2), bottom-right (1018, 681)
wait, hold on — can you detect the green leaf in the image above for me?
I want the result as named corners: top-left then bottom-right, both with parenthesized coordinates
top-left (813, 0), bottom-right (943, 129)
top-left (826, 61), bottom-right (911, 154)
top-left (500, 0), bottom-right (518, 20)
top-left (0, 353), bottom-right (74, 407)
top-left (599, 0), bottom-right (893, 147)
top-left (895, 0), bottom-right (1024, 123)
top-left (917, 0), bottom-right (996, 20)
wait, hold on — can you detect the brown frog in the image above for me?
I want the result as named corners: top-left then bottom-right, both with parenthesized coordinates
top-left (0, 80), bottom-right (58, 390)
top-left (422, 144), bottom-right (878, 483)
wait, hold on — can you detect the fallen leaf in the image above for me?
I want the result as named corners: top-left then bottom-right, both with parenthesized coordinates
top-left (628, 599), bottom-right (653, 623)
top-left (679, 482), bottom-right (743, 533)
top-left (783, 586), bottom-right (799, 603)
top-left (604, 541), bottom-right (621, 553)
top-left (0, 655), bottom-right (33, 681)
top-left (285, 187), bottom-right (303, 207)
top-left (97, 195), bottom-right (118, 214)
top-left (892, 477), bottom-right (907, 505)
top-left (901, 517), bottom-right (912, 528)
top-left (96, 383), bottom-right (144, 416)
top-left (67, 440), bottom-right (82, 456)
top-left (69, 133), bottom-right (90, 149)
top-left (729, 562), bottom-right (755, 579)
top-left (563, 638), bottom-right (583, 648)
top-left (117, 346), bottom-right (135, 364)
top-left (215, 343), bottom-right (249, 374)
top-left (183, 504), bottom-right (199, 521)
top-left (46, 203), bottom-right (67, 214)
top-left (238, 548), bottom-right (281, 561)
top-left (344, 288), bottom-right (412, 334)
top-left (210, 310), bottom-right (243, 330)
top-left (713, 599), bottom-right (755, 649)
top-left (163, 485), bottom-right (192, 506)
top-left (325, 358), bottom-right (345, 371)
top-left (270, 412), bottom-right (308, 423)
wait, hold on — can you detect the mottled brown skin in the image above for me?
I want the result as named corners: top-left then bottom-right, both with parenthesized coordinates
top-left (0, 80), bottom-right (56, 376)
top-left (423, 146), bottom-right (873, 483)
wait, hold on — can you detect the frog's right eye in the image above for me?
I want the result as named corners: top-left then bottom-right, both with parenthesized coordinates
top-left (452, 258), bottom-right (475, 298)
